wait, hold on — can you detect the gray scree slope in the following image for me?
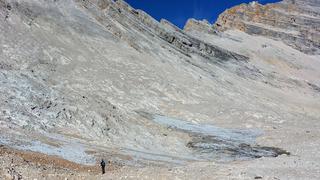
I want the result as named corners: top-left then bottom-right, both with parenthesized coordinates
top-left (0, 0), bottom-right (320, 178)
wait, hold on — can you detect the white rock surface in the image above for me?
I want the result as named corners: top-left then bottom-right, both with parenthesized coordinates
top-left (0, 0), bottom-right (319, 179)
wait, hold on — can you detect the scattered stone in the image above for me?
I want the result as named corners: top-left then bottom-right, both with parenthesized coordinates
top-left (6, 4), bottom-right (11, 11)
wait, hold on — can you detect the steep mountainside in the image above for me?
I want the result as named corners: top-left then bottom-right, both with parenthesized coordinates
top-left (0, 0), bottom-right (320, 179)
top-left (214, 0), bottom-right (320, 55)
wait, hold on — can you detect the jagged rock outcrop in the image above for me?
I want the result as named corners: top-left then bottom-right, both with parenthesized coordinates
top-left (214, 0), bottom-right (320, 55)
top-left (184, 18), bottom-right (216, 34)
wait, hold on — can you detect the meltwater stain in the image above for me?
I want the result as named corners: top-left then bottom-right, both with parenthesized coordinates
top-left (138, 111), bottom-right (289, 162)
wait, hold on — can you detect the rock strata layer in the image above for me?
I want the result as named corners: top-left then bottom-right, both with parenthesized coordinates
top-left (213, 0), bottom-right (320, 55)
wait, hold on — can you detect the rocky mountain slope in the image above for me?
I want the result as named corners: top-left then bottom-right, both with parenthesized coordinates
top-left (0, 0), bottom-right (320, 179)
top-left (213, 0), bottom-right (320, 54)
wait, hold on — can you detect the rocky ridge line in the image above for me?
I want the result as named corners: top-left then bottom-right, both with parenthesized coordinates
top-left (77, 0), bottom-right (248, 62)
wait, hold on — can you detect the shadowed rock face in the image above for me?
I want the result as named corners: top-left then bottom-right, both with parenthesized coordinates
top-left (187, 136), bottom-right (290, 161)
top-left (213, 0), bottom-right (320, 55)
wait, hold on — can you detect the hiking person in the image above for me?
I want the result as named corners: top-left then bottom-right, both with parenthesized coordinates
top-left (100, 159), bottom-right (106, 174)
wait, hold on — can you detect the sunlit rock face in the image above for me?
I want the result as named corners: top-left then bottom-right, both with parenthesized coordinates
top-left (184, 18), bottom-right (216, 35)
top-left (213, 0), bottom-right (320, 55)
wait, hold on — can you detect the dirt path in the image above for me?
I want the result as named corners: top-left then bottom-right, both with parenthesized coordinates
top-left (0, 145), bottom-right (120, 179)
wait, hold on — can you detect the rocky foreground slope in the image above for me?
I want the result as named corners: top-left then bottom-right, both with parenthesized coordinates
top-left (0, 0), bottom-right (320, 179)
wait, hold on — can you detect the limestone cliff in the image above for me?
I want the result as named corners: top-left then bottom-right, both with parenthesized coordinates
top-left (213, 0), bottom-right (320, 54)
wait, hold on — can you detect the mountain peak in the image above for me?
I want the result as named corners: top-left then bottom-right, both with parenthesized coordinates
top-left (183, 18), bottom-right (216, 34)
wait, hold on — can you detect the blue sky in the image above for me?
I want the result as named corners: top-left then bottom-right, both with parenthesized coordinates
top-left (125, 0), bottom-right (280, 28)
